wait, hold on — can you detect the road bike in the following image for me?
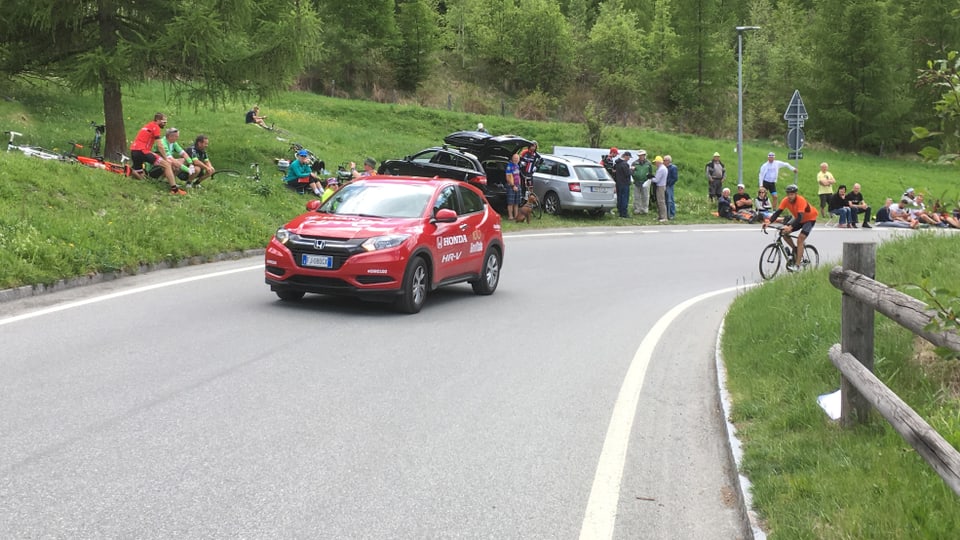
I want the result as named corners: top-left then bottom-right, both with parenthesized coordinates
top-left (5, 131), bottom-right (76, 162)
top-left (759, 223), bottom-right (820, 280)
top-left (521, 180), bottom-right (543, 219)
top-left (208, 163), bottom-right (263, 182)
top-left (86, 121), bottom-right (105, 159)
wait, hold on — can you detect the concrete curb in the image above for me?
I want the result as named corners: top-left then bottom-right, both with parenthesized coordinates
top-left (0, 249), bottom-right (265, 304)
top-left (715, 319), bottom-right (767, 540)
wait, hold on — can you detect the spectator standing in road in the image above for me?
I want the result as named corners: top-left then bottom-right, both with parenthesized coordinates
top-left (653, 155), bottom-right (668, 222)
top-left (758, 151), bottom-right (797, 209)
top-left (705, 152), bottom-right (725, 202)
top-left (664, 155), bottom-right (678, 219)
top-left (816, 162), bottom-right (837, 215)
top-left (847, 183), bottom-right (872, 228)
top-left (613, 151), bottom-right (633, 218)
top-left (631, 150), bottom-right (654, 214)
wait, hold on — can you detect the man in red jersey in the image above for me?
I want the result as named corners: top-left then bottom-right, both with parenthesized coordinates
top-left (130, 112), bottom-right (185, 195)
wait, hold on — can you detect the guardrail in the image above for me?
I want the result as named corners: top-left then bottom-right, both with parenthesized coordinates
top-left (827, 242), bottom-right (960, 496)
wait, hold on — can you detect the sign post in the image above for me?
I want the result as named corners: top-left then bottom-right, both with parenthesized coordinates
top-left (783, 90), bottom-right (808, 178)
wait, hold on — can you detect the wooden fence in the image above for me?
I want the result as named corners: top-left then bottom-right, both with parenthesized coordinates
top-left (827, 241), bottom-right (960, 497)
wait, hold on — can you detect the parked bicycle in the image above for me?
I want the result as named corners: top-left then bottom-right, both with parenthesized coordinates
top-left (5, 131), bottom-right (76, 162)
top-left (759, 223), bottom-right (820, 280)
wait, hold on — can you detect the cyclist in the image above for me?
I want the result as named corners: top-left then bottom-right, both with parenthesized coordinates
top-left (518, 141), bottom-right (541, 196)
top-left (130, 112), bottom-right (185, 195)
top-left (762, 184), bottom-right (818, 270)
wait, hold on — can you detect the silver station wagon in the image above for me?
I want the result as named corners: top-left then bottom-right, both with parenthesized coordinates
top-left (530, 154), bottom-right (617, 216)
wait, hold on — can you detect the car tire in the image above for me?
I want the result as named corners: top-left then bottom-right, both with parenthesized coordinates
top-left (471, 248), bottom-right (501, 296)
top-left (543, 192), bottom-right (561, 215)
top-left (275, 289), bottom-right (305, 301)
top-left (395, 256), bottom-right (429, 314)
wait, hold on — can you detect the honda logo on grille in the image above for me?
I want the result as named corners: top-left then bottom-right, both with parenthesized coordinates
top-left (314, 240), bottom-right (325, 250)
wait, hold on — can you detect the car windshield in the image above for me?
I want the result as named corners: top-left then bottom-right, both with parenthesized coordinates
top-left (320, 182), bottom-right (433, 218)
top-left (574, 165), bottom-right (611, 181)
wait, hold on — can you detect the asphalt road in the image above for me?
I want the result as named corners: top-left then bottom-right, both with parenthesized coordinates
top-left (0, 224), bottom-right (908, 538)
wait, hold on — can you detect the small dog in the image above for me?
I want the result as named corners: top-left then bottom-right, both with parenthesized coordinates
top-left (515, 192), bottom-right (538, 223)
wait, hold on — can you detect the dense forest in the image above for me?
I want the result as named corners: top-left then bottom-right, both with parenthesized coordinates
top-left (1, 0), bottom-right (959, 159)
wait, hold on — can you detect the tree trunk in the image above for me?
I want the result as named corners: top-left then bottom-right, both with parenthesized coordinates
top-left (97, 1), bottom-right (127, 161)
top-left (102, 75), bottom-right (126, 160)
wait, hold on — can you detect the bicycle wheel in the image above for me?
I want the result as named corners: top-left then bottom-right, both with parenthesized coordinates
top-left (758, 243), bottom-right (781, 280)
top-left (530, 199), bottom-right (543, 219)
top-left (802, 245), bottom-right (820, 269)
top-left (209, 169), bottom-right (242, 181)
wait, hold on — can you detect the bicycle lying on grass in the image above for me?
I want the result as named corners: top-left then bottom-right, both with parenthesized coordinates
top-left (759, 223), bottom-right (819, 280)
top-left (5, 131), bottom-right (76, 162)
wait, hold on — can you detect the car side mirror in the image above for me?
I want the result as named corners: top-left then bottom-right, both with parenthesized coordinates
top-left (433, 208), bottom-right (457, 223)
top-left (306, 199), bottom-right (321, 211)
top-left (404, 155), bottom-right (412, 161)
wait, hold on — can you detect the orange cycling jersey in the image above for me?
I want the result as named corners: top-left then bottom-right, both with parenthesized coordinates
top-left (777, 194), bottom-right (818, 223)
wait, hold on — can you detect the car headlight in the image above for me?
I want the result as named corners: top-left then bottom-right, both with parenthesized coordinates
top-left (275, 228), bottom-right (291, 244)
top-left (362, 234), bottom-right (410, 252)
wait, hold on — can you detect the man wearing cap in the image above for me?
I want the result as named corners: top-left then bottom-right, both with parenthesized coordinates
top-left (705, 152), bottom-right (726, 202)
top-left (758, 151), bottom-right (797, 208)
top-left (284, 149), bottom-right (324, 196)
top-left (350, 157), bottom-right (377, 180)
top-left (652, 155), bottom-right (668, 222)
top-left (631, 150), bottom-right (654, 214)
top-left (601, 147), bottom-right (619, 177)
top-left (613, 151), bottom-right (633, 218)
top-left (763, 184), bottom-right (818, 270)
top-left (733, 183), bottom-right (756, 220)
top-left (518, 141), bottom-right (542, 196)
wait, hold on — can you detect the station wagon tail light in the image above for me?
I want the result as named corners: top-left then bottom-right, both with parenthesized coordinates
top-left (472, 175), bottom-right (487, 186)
top-left (568, 182), bottom-right (582, 193)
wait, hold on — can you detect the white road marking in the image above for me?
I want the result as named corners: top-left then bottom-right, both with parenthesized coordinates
top-left (578, 284), bottom-right (748, 540)
top-left (0, 265), bottom-right (263, 327)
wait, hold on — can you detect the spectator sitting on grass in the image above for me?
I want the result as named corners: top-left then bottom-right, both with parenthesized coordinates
top-left (284, 149), bottom-right (324, 196)
top-left (245, 106), bottom-right (268, 129)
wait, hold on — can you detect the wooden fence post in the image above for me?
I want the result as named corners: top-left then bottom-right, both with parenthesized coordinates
top-left (840, 242), bottom-right (876, 425)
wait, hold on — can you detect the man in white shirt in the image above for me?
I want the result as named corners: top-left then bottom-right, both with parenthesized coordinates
top-left (758, 151), bottom-right (797, 208)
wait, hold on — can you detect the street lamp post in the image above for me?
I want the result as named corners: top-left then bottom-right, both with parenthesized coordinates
top-left (736, 26), bottom-right (760, 186)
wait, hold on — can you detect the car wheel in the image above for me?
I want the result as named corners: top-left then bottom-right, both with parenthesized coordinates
top-left (395, 257), bottom-right (429, 314)
top-left (471, 248), bottom-right (501, 296)
top-left (544, 192), bottom-right (561, 215)
top-left (275, 289), bottom-right (305, 301)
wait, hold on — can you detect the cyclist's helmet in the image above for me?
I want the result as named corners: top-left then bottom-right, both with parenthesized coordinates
top-left (785, 184), bottom-right (799, 193)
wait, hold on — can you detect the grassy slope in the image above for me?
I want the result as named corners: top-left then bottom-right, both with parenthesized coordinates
top-left (3, 82), bottom-right (960, 536)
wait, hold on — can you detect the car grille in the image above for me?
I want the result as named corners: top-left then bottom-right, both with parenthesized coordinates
top-left (287, 235), bottom-right (365, 270)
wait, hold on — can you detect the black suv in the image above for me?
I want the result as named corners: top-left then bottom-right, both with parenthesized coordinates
top-left (378, 131), bottom-right (533, 213)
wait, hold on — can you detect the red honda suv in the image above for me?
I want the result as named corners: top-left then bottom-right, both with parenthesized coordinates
top-left (265, 176), bottom-right (504, 313)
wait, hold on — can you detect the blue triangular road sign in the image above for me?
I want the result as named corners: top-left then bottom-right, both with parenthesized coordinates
top-left (783, 90), bottom-right (808, 121)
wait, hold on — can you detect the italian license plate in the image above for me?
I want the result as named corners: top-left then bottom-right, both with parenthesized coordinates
top-left (591, 186), bottom-right (609, 193)
top-left (301, 254), bottom-right (333, 268)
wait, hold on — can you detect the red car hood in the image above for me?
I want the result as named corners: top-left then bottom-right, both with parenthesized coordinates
top-left (282, 213), bottom-right (422, 240)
